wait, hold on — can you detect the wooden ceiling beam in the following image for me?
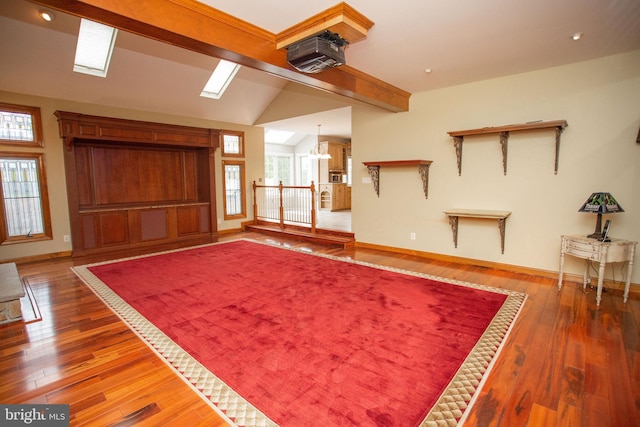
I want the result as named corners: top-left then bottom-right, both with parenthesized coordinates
top-left (30, 0), bottom-right (410, 112)
top-left (275, 2), bottom-right (374, 49)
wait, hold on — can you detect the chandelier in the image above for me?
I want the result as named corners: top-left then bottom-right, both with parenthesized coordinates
top-left (309, 124), bottom-right (332, 159)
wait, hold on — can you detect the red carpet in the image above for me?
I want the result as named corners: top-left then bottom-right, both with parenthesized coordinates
top-left (73, 239), bottom-right (526, 426)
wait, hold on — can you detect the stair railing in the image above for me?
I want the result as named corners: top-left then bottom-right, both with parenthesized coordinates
top-left (252, 181), bottom-right (317, 232)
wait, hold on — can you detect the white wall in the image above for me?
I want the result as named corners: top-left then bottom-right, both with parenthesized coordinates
top-left (352, 50), bottom-right (640, 283)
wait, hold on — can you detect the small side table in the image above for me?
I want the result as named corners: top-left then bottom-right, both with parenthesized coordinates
top-left (558, 235), bottom-right (637, 306)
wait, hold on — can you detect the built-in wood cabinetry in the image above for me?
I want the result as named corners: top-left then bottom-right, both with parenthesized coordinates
top-left (319, 183), bottom-right (351, 211)
top-left (317, 141), bottom-right (351, 211)
top-left (55, 111), bottom-right (220, 259)
top-left (319, 141), bottom-right (349, 178)
top-left (327, 143), bottom-right (345, 171)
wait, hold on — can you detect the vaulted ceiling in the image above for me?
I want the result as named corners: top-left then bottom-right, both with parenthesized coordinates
top-left (1, 0), bottom-right (639, 140)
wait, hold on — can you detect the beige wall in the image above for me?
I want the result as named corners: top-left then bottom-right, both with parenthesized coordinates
top-left (352, 50), bottom-right (640, 283)
top-left (0, 91), bottom-right (264, 261)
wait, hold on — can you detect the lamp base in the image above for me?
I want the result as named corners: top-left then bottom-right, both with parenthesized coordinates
top-left (586, 232), bottom-right (610, 242)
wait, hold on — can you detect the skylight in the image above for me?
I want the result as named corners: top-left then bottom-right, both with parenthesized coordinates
top-left (201, 60), bottom-right (240, 99)
top-left (74, 19), bottom-right (118, 78)
top-left (265, 129), bottom-right (295, 144)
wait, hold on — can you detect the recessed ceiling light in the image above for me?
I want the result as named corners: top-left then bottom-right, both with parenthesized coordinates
top-left (39, 10), bottom-right (54, 22)
top-left (424, 68), bottom-right (433, 74)
top-left (571, 32), bottom-right (583, 41)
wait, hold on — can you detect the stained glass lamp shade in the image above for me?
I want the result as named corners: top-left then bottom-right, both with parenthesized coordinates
top-left (578, 192), bottom-right (624, 239)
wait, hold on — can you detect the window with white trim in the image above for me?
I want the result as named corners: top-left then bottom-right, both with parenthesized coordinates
top-left (265, 153), bottom-right (293, 186)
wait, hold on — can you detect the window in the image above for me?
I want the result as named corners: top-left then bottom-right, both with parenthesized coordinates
top-left (221, 131), bottom-right (244, 157)
top-left (298, 154), bottom-right (312, 186)
top-left (222, 160), bottom-right (246, 219)
top-left (73, 18), bottom-right (118, 78)
top-left (0, 102), bottom-right (44, 147)
top-left (200, 60), bottom-right (240, 99)
top-left (0, 152), bottom-right (52, 244)
top-left (265, 153), bottom-right (293, 186)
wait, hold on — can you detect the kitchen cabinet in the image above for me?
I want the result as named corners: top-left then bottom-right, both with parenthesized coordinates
top-left (328, 143), bottom-right (344, 171)
top-left (319, 142), bottom-right (348, 180)
top-left (318, 183), bottom-right (351, 211)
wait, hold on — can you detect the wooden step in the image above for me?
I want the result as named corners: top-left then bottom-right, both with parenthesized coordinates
top-left (245, 223), bottom-right (355, 249)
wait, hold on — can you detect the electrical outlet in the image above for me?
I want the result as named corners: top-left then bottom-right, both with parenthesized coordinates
top-left (63, 234), bottom-right (70, 242)
top-left (410, 232), bottom-right (416, 240)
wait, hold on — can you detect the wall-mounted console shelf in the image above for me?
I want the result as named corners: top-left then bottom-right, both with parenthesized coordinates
top-left (363, 160), bottom-right (433, 199)
top-left (443, 209), bottom-right (512, 254)
top-left (447, 120), bottom-right (568, 176)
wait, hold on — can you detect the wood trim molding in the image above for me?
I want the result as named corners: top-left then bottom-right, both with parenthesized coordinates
top-left (54, 111), bottom-right (220, 150)
top-left (354, 241), bottom-right (640, 295)
top-left (30, 0), bottom-right (410, 112)
top-left (9, 251), bottom-right (72, 266)
top-left (275, 2), bottom-right (374, 49)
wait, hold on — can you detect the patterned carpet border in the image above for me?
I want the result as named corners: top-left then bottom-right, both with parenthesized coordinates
top-left (72, 238), bottom-right (527, 427)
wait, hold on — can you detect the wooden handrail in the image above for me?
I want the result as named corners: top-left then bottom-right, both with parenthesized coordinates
top-left (252, 181), bottom-right (317, 232)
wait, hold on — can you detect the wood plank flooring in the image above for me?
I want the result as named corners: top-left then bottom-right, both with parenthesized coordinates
top-left (1, 231), bottom-right (638, 426)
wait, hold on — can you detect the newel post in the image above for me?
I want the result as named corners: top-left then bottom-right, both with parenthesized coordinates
top-left (252, 181), bottom-right (258, 225)
top-left (278, 181), bottom-right (284, 229)
top-left (310, 181), bottom-right (317, 233)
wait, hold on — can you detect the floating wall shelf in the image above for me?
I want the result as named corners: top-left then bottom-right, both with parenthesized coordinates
top-left (447, 120), bottom-right (568, 176)
top-left (363, 160), bottom-right (433, 199)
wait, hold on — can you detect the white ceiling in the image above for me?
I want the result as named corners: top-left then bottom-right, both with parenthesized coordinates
top-left (1, 0), bottom-right (639, 142)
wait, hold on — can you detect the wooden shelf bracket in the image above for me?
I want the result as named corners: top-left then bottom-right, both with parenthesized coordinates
top-left (444, 209), bottom-right (512, 254)
top-left (448, 120), bottom-right (568, 175)
top-left (363, 160), bottom-right (433, 199)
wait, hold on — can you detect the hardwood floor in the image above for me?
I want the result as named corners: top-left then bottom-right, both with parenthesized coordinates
top-left (1, 231), bottom-right (638, 426)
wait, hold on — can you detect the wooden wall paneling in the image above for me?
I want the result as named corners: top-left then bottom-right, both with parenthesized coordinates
top-left (92, 124), bottom-right (154, 142)
top-left (92, 146), bottom-right (185, 205)
top-left (74, 145), bottom-right (94, 207)
top-left (63, 141), bottom-right (83, 253)
top-left (195, 148), bottom-right (211, 203)
top-left (98, 211), bottom-right (129, 246)
top-left (56, 111), bottom-right (218, 259)
top-left (176, 205), bottom-right (199, 236)
top-left (80, 214), bottom-right (97, 250)
top-left (199, 205), bottom-right (210, 233)
top-left (183, 151), bottom-right (198, 202)
top-left (202, 146), bottom-right (218, 235)
top-left (140, 208), bottom-right (169, 241)
top-left (166, 206), bottom-right (178, 239)
top-left (154, 129), bottom-right (212, 147)
top-left (55, 111), bottom-right (215, 149)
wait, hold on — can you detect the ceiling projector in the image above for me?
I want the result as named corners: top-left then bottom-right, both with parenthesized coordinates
top-left (286, 31), bottom-right (348, 74)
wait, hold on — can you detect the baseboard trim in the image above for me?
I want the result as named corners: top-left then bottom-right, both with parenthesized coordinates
top-left (219, 227), bottom-right (243, 235)
top-left (8, 251), bottom-right (73, 266)
top-left (354, 241), bottom-right (639, 295)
